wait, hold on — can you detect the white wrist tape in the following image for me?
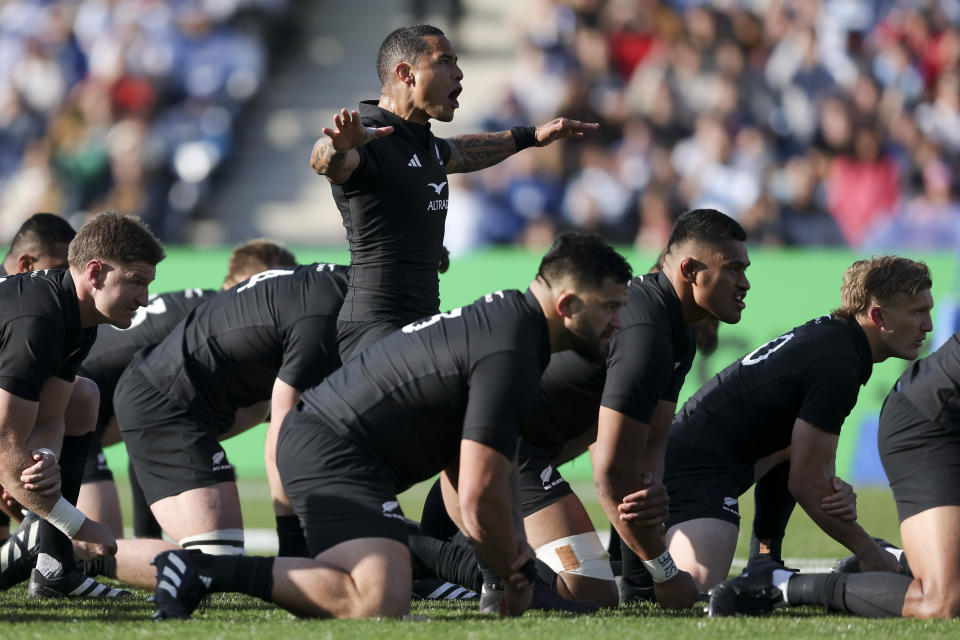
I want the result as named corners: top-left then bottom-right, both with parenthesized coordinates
top-left (36, 448), bottom-right (57, 461)
top-left (643, 549), bottom-right (679, 583)
top-left (46, 496), bottom-right (86, 538)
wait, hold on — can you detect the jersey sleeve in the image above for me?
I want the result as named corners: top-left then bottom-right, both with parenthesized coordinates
top-left (348, 140), bottom-right (383, 186)
top-left (462, 350), bottom-right (543, 460)
top-left (0, 317), bottom-right (67, 401)
top-left (600, 323), bottom-right (678, 424)
top-left (276, 315), bottom-right (341, 391)
top-left (797, 355), bottom-right (864, 434)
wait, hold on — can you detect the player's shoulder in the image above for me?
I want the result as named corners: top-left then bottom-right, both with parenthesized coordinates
top-left (621, 272), bottom-right (677, 328)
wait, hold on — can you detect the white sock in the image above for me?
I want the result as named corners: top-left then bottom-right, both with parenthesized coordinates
top-left (771, 569), bottom-right (793, 605)
top-left (885, 546), bottom-right (904, 561)
top-left (35, 552), bottom-right (63, 579)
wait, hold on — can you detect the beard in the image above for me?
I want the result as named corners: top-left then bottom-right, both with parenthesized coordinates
top-left (568, 329), bottom-right (609, 363)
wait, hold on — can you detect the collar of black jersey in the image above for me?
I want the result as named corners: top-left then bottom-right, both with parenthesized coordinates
top-left (652, 269), bottom-right (684, 326)
top-left (59, 268), bottom-right (87, 335)
top-left (0, 263), bottom-right (7, 277)
top-left (523, 288), bottom-right (552, 370)
top-left (359, 100), bottom-right (435, 141)
top-left (844, 317), bottom-right (874, 385)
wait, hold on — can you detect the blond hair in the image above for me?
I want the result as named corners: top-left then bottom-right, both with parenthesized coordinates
top-left (833, 256), bottom-right (932, 320)
top-left (223, 239), bottom-right (296, 288)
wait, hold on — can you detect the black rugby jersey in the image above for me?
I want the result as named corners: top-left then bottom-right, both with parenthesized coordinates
top-left (131, 264), bottom-right (348, 423)
top-left (331, 101), bottom-right (453, 324)
top-left (299, 289), bottom-right (551, 490)
top-left (0, 269), bottom-right (97, 400)
top-left (895, 331), bottom-right (960, 424)
top-left (523, 270), bottom-right (695, 454)
top-left (79, 288), bottom-right (215, 418)
top-left (671, 315), bottom-right (873, 463)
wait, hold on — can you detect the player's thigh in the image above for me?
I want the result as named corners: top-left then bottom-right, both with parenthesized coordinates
top-left (150, 482), bottom-right (243, 541)
top-left (901, 506), bottom-right (960, 618)
top-left (277, 410), bottom-right (410, 558)
top-left (667, 518), bottom-right (738, 591)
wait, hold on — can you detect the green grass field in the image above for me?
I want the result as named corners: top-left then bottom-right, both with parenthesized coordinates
top-left (5, 484), bottom-right (950, 639)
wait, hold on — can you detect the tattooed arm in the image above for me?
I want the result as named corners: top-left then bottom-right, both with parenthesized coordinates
top-left (444, 117), bottom-right (599, 174)
top-left (309, 108), bottom-right (393, 184)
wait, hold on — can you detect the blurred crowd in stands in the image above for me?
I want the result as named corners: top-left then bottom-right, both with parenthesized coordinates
top-left (444, 0), bottom-right (960, 253)
top-left (0, 0), bottom-right (292, 242)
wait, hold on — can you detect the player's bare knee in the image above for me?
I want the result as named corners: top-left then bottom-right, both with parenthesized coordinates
top-left (65, 376), bottom-right (99, 436)
top-left (557, 572), bottom-right (618, 608)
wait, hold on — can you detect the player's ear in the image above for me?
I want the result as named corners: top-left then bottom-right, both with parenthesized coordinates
top-left (557, 291), bottom-right (583, 319)
top-left (396, 61), bottom-right (414, 85)
top-left (15, 252), bottom-right (34, 273)
top-left (868, 305), bottom-right (885, 330)
top-left (84, 260), bottom-right (107, 290)
top-left (679, 257), bottom-right (702, 284)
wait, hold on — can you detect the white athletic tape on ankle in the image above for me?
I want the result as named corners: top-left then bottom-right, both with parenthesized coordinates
top-left (642, 550), bottom-right (679, 583)
top-left (45, 496), bottom-right (86, 538)
top-left (179, 529), bottom-right (245, 555)
top-left (772, 569), bottom-right (793, 605)
top-left (535, 532), bottom-right (615, 580)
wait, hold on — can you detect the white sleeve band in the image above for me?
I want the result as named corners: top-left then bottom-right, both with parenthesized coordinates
top-left (642, 549), bottom-right (679, 583)
top-left (46, 496), bottom-right (86, 538)
top-left (36, 448), bottom-right (57, 461)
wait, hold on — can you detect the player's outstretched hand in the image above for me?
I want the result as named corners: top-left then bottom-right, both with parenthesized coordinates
top-left (617, 474), bottom-right (670, 528)
top-left (72, 518), bottom-right (118, 560)
top-left (322, 108), bottom-right (393, 152)
top-left (653, 569), bottom-right (700, 610)
top-left (21, 449), bottom-right (61, 496)
top-left (821, 476), bottom-right (857, 522)
top-left (534, 117), bottom-right (599, 147)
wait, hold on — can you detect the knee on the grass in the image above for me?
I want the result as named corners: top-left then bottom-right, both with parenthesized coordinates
top-left (915, 582), bottom-right (960, 619)
top-left (536, 532), bottom-right (617, 606)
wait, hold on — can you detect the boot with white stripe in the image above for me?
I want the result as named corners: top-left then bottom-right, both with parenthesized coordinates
top-left (151, 550), bottom-right (211, 620)
top-left (28, 564), bottom-right (132, 599)
top-left (0, 512), bottom-right (40, 590)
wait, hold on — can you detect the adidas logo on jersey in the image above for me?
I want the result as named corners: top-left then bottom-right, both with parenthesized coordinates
top-left (408, 154), bottom-right (422, 167)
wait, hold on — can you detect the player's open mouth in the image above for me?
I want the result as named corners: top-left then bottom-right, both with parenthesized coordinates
top-left (449, 87), bottom-right (461, 108)
top-left (734, 293), bottom-right (746, 310)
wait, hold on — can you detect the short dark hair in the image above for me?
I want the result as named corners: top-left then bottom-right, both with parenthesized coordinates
top-left (833, 256), bottom-right (932, 320)
top-left (223, 238), bottom-right (297, 288)
top-left (7, 213), bottom-right (76, 257)
top-left (376, 24), bottom-right (445, 85)
top-left (665, 208), bottom-right (746, 255)
top-left (538, 232), bottom-right (632, 291)
top-left (68, 212), bottom-right (165, 269)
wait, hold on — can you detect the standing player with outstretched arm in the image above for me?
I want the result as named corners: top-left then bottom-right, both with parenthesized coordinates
top-left (310, 24), bottom-right (599, 363)
top-left (150, 232), bottom-right (631, 621)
